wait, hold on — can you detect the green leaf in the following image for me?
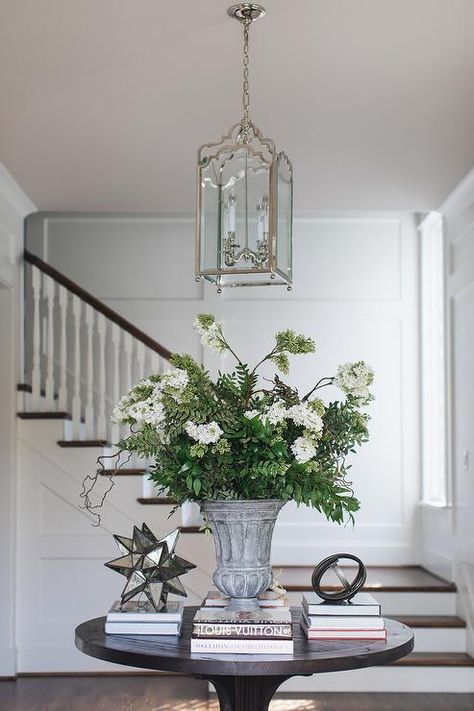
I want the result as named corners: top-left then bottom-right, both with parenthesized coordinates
top-left (193, 478), bottom-right (202, 496)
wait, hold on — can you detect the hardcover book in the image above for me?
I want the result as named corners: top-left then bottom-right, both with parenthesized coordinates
top-left (302, 611), bottom-right (385, 631)
top-left (105, 620), bottom-right (182, 635)
top-left (301, 624), bottom-right (387, 641)
top-left (193, 608), bottom-right (292, 626)
top-left (191, 637), bottom-right (294, 654)
top-left (192, 622), bottom-right (293, 639)
top-left (106, 600), bottom-right (183, 623)
top-left (302, 592), bottom-right (381, 616)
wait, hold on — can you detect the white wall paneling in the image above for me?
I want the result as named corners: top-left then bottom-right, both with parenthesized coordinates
top-left (0, 163), bottom-right (35, 677)
top-left (16, 418), bottom-right (214, 672)
top-left (24, 211), bottom-right (421, 567)
top-left (420, 169), bottom-right (474, 656)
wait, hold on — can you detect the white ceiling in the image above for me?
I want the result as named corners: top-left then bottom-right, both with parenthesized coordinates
top-left (1, 0), bottom-right (473, 212)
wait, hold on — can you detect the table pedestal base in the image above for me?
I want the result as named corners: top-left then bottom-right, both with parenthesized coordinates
top-left (206, 675), bottom-right (291, 711)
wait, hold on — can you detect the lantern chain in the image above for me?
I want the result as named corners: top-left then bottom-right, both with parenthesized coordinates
top-left (242, 17), bottom-right (251, 142)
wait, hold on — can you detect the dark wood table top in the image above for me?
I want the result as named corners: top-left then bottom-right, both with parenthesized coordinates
top-left (75, 607), bottom-right (414, 677)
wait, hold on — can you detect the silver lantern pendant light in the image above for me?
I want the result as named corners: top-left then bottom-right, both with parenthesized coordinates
top-left (195, 4), bottom-right (293, 292)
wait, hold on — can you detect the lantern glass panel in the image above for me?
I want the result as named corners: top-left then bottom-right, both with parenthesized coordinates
top-left (276, 153), bottom-right (293, 282)
top-left (199, 170), bottom-right (220, 273)
top-left (219, 147), bottom-right (270, 273)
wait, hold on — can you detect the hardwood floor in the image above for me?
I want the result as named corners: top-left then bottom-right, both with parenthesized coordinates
top-left (0, 676), bottom-right (473, 711)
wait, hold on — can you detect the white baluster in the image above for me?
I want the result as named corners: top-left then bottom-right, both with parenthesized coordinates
top-left (110, 323), bottom-right (121, 446)
top-left (96, 313), bottom-right (107, 442)
top-left (43, 275), bottom-right (56, 409)
top-left (150, 351), bottom-right (163, 376)
top-left (31, 266), bottom-right (42, 410)
top-left (71, 295), bottom-right (82, 440)
top-left (57, 286), bottom-right (68, 411)
top-left (123, 331), bottom-right (132, 395)
top-left (84, 304), bottom-right (95, 439)
top-left (135, 340), bottom-right (146, 383)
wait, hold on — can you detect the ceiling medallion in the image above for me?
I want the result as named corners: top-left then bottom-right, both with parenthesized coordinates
top-left (195, 4), bottom-right (293, 292)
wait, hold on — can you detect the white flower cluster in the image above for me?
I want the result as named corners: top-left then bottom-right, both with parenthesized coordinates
top-left (127, 400), bottom-right (165, 428)
top-left (111, 368), bottom-right (189, 431)
top-left (334, 361), bottom-right (374, 402)
top-left (193, 316), bottom-right (227, 354)
top-left (291, 436), bottom-right (317, 463)
top-left (244, 400), bottom-right (324, 464)
top-left (161, 368), bottom-right (189, 392)
top-left (266, 402), bottom-right (288, 425)
top-left (286, 404), bottom-right (323, 434)
top-left (185, 421), bottom-right (223, 445)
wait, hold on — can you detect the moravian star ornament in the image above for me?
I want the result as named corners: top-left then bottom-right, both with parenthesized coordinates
top-left (105, 523), bottom-right (196, 611)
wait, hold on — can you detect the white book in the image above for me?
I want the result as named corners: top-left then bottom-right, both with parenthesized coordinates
top-left (302, 592), bottom-right (381, 616)
top-left (106, 600), bottom-right (183, 623)
top-left (302, 625), bottom-right (387, 641)
top-left (191, 638), bottom-right (294, 654)
top-left (105, 621), bottom-right (181, 635)
top-left (302, 611), bottom-right (385, 630)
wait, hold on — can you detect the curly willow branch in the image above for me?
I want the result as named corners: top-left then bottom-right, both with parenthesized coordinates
top-left (79, 448), bottom-right (133, 527)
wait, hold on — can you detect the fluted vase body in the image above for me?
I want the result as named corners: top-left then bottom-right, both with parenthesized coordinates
top-left (202, 499), bottom-right (285, 611)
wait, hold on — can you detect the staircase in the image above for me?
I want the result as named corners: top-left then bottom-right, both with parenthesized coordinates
top-left (20, 250), bottom-right (204, 525)
top-left (16, 251), bottom-right (474, 688)
top-left (277, 566), bottom-right (474, 693)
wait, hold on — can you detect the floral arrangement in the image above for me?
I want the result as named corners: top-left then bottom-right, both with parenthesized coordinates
top-left (104, 314), bottom-right (374, 525)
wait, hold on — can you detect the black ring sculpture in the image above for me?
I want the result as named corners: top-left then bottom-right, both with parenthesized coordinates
top-left (311, 553), bottom-right (367, 602)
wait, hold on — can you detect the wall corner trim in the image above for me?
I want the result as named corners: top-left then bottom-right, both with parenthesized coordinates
top-left (0, 163), bottom-right (36, 219)
top-left (438, 168), bottom-right (474, 222)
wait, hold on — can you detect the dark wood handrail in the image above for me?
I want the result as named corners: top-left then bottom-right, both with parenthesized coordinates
top-left (24, 250), bottom-right (172, 361)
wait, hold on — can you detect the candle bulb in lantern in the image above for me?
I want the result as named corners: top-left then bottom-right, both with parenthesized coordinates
top-left (262, 195), bottom-right (269, 236)
top-left (257, 200), bottom-right (264, 242)
top-left (228, 191), bottom-right (236, 233)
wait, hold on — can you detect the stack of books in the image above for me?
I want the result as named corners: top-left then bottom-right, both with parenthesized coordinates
top-left (105, 600), bottom-right (183, 635)
top-left (202, 587), bottom-right (289, 609)
top-left (301, 592), bottom-right (386, 640)
top-left (191, 607), bottom-right (294, 654)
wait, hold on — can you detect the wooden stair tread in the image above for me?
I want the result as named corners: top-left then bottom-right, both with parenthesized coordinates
top-left (392, 653), bottom-right (474, 667)
top-left (180, 526), bottom-right (204, 534)
top-left (280, 565), bottom-right (456, 593)
top-left (58, 440), bottom-right (109, 447)
top-left (100, 469), bottom-right (147, 476)
top-left (18, 412), bottom-right (71, 420)
top-left (17, 383), bottom-right (58, 399)
top-left (137, 497), bottom-right (176, 505)
top-left (391, 615), bottom-right (466, 628)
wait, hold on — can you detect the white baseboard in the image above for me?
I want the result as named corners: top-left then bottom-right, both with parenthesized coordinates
top-left (0, 647), bottom-right (16, 677)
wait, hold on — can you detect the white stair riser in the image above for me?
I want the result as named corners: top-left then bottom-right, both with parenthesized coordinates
top-left (412, 627), bottom-right (466, 652)
top-left (278, 666), bottom-right (474, 693)
top-left (286, 590), bottom-right (457, 615)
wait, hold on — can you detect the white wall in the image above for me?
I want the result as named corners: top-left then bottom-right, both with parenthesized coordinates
top-left (27, 211), bottom-right (421, 565)
top-left (0, 164), bottom-right (35, 677)
top-left (420, 169), bottom-right (474, 655)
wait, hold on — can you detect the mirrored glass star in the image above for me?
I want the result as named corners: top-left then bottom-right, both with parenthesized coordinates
top-left (105, 523), bottom-right (196, 611)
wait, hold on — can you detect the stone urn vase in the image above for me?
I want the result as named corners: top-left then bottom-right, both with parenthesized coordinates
top-left (202, 499), bottom-right (286, 611)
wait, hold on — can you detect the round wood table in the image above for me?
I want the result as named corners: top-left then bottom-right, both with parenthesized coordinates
top-left (75, 606), bottom-right (414, 711)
